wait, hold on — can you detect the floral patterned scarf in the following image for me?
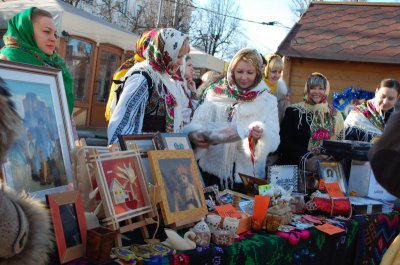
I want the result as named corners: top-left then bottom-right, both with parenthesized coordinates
top-left (292, 73), bottom-right (343, 152)
top-left (211, 78), bottom-right (268, 122)
top-left (353, 100), bottom-right (385, 131)
top-left (145, 28), bottom-right (189, 132)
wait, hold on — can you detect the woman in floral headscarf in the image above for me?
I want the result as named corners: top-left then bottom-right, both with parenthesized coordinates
top-left (279, 73), bottom-right (344, 165)
top-left (107, 28), bottom-right (191, 144)
top-left (185, 48), bottom-right (280, 189)
top-left (0, 7), bottom-right (74, 114)
top-left (105, 29), bottom-right (158, 121)
top-left (345, 78), bottom-right (400, 142)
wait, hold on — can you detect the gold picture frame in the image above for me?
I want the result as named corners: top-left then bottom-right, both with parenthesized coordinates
top-left (148, 150), bottom-right (207, 226)
top-left (317, 161), bottom-right (348, 194)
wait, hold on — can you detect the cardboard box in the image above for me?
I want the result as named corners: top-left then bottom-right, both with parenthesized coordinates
top-left (213, 212), bottom-right (252, 235)
top-left (349, 196), bottom-right (383, 215)
top-left (348, 161), bottom-right (396, 201)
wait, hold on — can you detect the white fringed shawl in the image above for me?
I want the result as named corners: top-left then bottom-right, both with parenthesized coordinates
top-left (188, 81), bottom-right (280, 187)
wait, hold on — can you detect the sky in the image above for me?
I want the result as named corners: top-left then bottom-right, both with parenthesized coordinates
top-left (195, 0), bottom-right (400, 57)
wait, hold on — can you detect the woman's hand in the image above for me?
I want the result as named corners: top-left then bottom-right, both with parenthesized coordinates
top-left (250, 125), bottom-right (263, 141)
top-left (186, 78), bottom-right (197, 93)
top-left (189, 131), bottom-right (209, 148)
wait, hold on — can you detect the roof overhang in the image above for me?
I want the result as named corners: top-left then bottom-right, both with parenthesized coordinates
top-left (189, 47), bottom-right (225, 73)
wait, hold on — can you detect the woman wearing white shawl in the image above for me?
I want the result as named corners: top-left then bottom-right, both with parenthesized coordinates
top-left (345, 78), bottom-right (400, 142)
top-left (185, 48), bottom-right (280, 189)
top-left (107, 28), bottom-right (191, 144)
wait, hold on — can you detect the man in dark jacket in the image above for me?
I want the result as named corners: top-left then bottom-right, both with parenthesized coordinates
top-left (368, 106), bottom-right (400, 198)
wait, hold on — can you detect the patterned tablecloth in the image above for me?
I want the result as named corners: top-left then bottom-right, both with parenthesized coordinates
top-left (63, 212), bottom-right (400, 265)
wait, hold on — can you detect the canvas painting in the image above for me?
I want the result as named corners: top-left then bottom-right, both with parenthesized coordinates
top-left (148, 150), bottom-right (207, 226)
top-left (0, 61), bottom-right (74, 200)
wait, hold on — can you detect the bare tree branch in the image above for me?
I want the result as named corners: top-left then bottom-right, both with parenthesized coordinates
top-left (190, 0), bottom-right (244, 58)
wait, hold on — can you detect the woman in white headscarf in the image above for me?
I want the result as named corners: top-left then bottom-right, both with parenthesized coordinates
top-left (185, 48), bottom-right (280, 189)
top-left (107, 28), bottom-right (191, 144)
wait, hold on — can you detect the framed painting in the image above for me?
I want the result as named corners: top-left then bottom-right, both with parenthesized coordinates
top-left (203, 185), bottom-right (223, 211)
top-left (118, 134), bottom-right (156, 154)
top-left (238, 173), bottom-right (268, 196)
top-left (153, 132), bottom-right (192, 150)
top-left (318, 161), bottom-right (348, 194)
top-left (267, 165), bottom-right (298, 192)
top-left (46, 190), bottom-right (87, 264)
top-left (91, 150), bottom-right (153, 227)
top-left (0, 61), bottom-right (74, 200)
top-left (118, 134), bottom-right (155, 185)
top-left (148, 150), bottom-right (207, 226)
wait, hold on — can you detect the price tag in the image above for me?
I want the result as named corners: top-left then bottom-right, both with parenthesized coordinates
top-left (315, 224), bottom-right (345, 235)
top-left (214, 204), bottom-right (242, 218)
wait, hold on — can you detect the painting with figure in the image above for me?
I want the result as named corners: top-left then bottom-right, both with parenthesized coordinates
top-left (148, 150), bottom-right (208, 226)
top-left (1, 78), bottom-right (71, 198)
top-left (159, 157), bottom-right (202, 213)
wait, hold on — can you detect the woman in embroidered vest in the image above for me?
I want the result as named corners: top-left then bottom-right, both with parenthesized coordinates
top-left (105, 29), bottom-right (158, 122)
top-left (107, 28), bottom-right (191, 144)
top-left (262, 54), bottom-right (290, 122)
top-left (186, 48), bottom-right (280, 189)
top-left (279, 73), bottom-right (344, 165)
top-left (0, 7), bottom-right (74, 115)
top-left (344, 78), bottom-right (400, 142)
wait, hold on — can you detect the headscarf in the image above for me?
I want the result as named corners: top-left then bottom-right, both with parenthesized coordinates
top-left (144, 28), bottom-right (190, 132)
top-left (145, 28), bottom-right (187, 75)
top-left (105, 29), bottom-right (157, 121)
top-left (291, 72), bottom-right (343, 152)
top-left (107, 28), bottom-right (189, 143)
top-left (209, 48), bottom-right (268, 122)
top-left (0, 7), bottom-right (74, 114)
top-left (262, 54), bottom-right (282, 95)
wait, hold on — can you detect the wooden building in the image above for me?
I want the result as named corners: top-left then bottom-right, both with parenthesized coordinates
top-left (277, 2), bottom-right (400, 103)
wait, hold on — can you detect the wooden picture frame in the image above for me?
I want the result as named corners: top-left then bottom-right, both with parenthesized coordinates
top-left (118, 134), bottom-right (156, 154)
top-left (148, 150), bottom-right (207, 226)
top-left (0, 61), bottom-right (74, 200)
top-left (267, 165), bottom-right (298, 192)
top-left (118, 134), bottom-right (156, 185)
top-left (318, 161), bottom-right (348, 194)
top-left (153, 132), bottom-right (192, 150)
top-left (203, 185), bottom-right (223, 211)
top-left (238, 173), bottom-right (268, 196)
top-left (46, 190), bottom-right (87, 264)
top-left (91, 150), bottom-right (153, 227)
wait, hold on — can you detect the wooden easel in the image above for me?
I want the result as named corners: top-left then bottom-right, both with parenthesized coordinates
top-left (83, 143), bottom-right (156, 247)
